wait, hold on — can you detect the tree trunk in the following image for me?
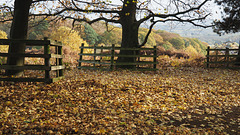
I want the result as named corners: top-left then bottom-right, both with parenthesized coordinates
top-left (117, 0), bottom-right (140, 69)
top-left (6, 0), bottom-right (32, 76)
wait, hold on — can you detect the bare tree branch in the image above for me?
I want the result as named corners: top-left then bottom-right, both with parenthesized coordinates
top-left (139, 21), bottom-right (157, 47)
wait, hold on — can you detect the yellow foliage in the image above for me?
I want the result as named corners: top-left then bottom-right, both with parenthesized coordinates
top-left (170, 59), bottom-right (180, 67)
top-left (184, 45), bottom-right (198, 58)
top-left (50, 26), bottom-right (88, 51)
top-left (0, 30), bottom-right (8, 53)
top-left (153, 33), bottom-right (164, 45)
top-left (138, 28), bottom-right (156, 47)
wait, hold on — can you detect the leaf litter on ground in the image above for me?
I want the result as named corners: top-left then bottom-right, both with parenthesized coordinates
top-left (0, 67), bottom-right (239, 134)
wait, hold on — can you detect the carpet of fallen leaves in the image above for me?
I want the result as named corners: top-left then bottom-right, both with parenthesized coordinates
top-left (0, 67), bottom-right (239, 134)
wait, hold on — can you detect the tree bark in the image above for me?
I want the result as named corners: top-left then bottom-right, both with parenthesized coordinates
top-left (117, 0), bottom-right (140, 69)
top-left (6, 0), bottom-right (32, 76)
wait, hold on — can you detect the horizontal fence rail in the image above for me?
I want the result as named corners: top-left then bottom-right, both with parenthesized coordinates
top-left (206, 46), bottom-right (240, 69)
top-left (78, 44), bottom-right (157, 71)
top-left (0, 38), bottom-right (65, 83)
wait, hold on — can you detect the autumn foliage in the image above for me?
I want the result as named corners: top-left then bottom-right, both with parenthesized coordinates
top-left (0, 22), bottom-right (239, 135)
top-left (0, 68), bottom-right (239, 134)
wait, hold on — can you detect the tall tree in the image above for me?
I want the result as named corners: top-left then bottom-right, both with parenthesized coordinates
top-left (213, 0), bottom-right (240, 64)
top-left (1, 0), bottom-right (212, 70)
top-left (6, 0), bottom-right (32, 76)
top-left (0, 0), bottom-right (53, 75)
top-left (55, 0), bottom-right (211, 68)
top-left (84, 24), bottom-right (101, 46)
top-left (213, 0), bottom-right (240, 35)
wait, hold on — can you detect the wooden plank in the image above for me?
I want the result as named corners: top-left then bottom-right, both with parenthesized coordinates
top-left (50, 54), bottom-right (63, 59)
top-left (206, 55), bottom-right (237, 57)
top-left (0, 39), bottom-right (50, 46)
top-left (0, 53), bottom-right (8, 57)
top-left (206, 61), bottom-right (240, 64)
top-left (79, 46), bottom-right (112, 49)
top-left (44, 43), bottom-right (51, 80)
top-left (78, 60), bottom-right (111, 65)
top-left (113, 62), bottom-right (157, 65)
top-left (115, 54), bottom-right (157, 57)
top-left (0, 53), bottom-right (63, 58)
top-left (206, 48), bottom-right (239, 51)
top-left (79, 43), bottom-right (84, 67)
top-left (78, 61), bottom-right (158, 66)
top-left (206, 61), bottom-right (227, 64)
top-left (78, 53), bottom-right (112, 56)
top-left (78, 53), bottom-right (157, 57)
top-left (154, 46), bottom-right (157, 69)
top-left (110, 44), bottom-right (115, 70)
top-left (0, 65), bottom-right (50, 70)
top-left (57, 46), bottom-right (63, 77)
top-left (114, 47), bottom-right (155, 51)
top-left (0, 53), bottom-right (50, 58)
top-left (206, 46), bottom-right (210, 68)
top-left (78, 66), bottom-right (113, 71)
top-left (51, 65), bottom-right (65, 71)
top-left (77, 66), bottom-right (97, 70)
top-left (79, 46), bottom-right (156, 50)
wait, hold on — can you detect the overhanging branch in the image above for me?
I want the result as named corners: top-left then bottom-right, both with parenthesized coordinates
top-left (139, 20), bottom-right (157, 47)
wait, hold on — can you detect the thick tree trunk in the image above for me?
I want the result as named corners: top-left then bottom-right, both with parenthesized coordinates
top-left (117, 0), bottom-right (140, 69)
top-left (6, 0), bottom-right (32, 76)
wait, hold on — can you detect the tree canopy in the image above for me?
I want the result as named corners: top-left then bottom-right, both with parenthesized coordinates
top-left (83, 24), bottom-right (101, 46)
top-left (213, 0), bottom-right (240, 35)
top-left (50, 26), bottom-right (87, 51)
top-left (0, 0), bottom-right (213, 70)
top-left (0, 0), bottom-right (212, 46)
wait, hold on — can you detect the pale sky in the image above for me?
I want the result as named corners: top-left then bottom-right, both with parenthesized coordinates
top-left (0, 0), bottom-right (222, 21)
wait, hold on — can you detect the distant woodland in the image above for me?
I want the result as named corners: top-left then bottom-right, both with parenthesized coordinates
top-left (0, 20), bottom-right (217, 56)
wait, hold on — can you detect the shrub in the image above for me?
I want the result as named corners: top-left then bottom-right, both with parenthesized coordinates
top-left (50, 26), bottom-right (88, 51)
top-left (169, 37), bottom-right (185, 50)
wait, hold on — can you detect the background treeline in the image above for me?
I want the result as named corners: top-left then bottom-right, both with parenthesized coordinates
top-left (0, 20), bottom-right (209, 56)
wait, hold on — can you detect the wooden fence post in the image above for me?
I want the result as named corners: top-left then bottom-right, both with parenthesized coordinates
top-left (154, 46), bottom-right (157, 69)
top-left (58, 45), bottom-right (63, 77)
top-left (55, 45), bottom-right (59, 77)
top-left (110, 44), bottom-right (115, 71)
top-left (225, 47), bottom-right (229, 68)
top-left (236, 44), bottom-right (240, 65)
top-left (206, 46), bottom-right (210, 68)
top-left (44, 37), bottom-right (50, 81)
top-left (215, 49), bottom-right (218, 65)
top-left (100, 45), bottom-right (103, 67)
top-left (136, 49), bottom-right (140, 69)
top-left (133, 48), bottom-right (136, 70)
top-left (79, 43), bottom-right (84, 67)
top-left (93, 44), bottom-right (96, 68)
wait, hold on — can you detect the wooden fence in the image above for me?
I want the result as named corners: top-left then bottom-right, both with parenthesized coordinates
top-left (78, 44), bottom-right (157, 71)
top-left (0, 38), bottom-right (65, 83)
top-left (206, 46), bottom-right (240, 69)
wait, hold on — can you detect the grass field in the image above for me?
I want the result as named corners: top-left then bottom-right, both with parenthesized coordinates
top-left (0, 67), bottom-right (239, 134)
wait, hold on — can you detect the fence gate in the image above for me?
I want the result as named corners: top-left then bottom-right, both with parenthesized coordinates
top-left (206, 46), bottom-right (240, 69)
top-left (0, 38), bottom-right (65, 83)
top-left (78, 44), bottom-right (157, 71)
